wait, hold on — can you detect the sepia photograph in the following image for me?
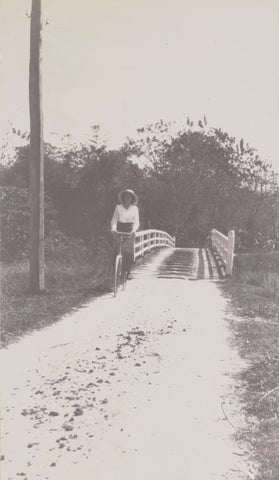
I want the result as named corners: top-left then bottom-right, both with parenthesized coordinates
top-left (1, 1), bottom-right (279, 479)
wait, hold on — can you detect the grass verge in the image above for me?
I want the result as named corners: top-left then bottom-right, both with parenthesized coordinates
top-left (1, 254), bottom-right (113, 348)
top-left (223, 252), bottom-right (279, 480)
top-left (1, 245), bottom-right (160, 348)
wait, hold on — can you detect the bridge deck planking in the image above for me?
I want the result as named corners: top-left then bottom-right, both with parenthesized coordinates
top-left (131, 248), bottom-right (225, 282)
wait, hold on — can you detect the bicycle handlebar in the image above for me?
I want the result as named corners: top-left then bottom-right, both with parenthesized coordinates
top-left (113, 231), bottom-right (134, 235)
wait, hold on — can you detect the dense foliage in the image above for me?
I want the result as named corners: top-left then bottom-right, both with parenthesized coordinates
top-left (1, 120), bottom-right (278, 262)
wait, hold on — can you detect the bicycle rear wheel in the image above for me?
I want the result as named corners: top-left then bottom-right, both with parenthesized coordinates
top-left (114, 254), bottom-right (122, 297)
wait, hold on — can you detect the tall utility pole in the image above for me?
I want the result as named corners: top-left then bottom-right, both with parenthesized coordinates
top-left (29, 0), bottom-right (45, 291)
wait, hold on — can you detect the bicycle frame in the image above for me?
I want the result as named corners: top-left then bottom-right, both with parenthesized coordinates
top-left (113, 231), bottom-right (133, 296)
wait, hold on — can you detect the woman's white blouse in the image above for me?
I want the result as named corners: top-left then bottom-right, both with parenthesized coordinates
top-left (111, 204), bottom-right (140, 233)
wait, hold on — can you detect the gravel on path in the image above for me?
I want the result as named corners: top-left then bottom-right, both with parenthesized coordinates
top-left (1, 249), bottom-right (256, 480)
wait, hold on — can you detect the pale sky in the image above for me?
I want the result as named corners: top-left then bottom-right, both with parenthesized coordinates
top-left (1, 0), bottom-right (279, 170)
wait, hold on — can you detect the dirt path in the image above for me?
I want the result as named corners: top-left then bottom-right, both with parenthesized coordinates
top-left (1, 249), bottom-right (256, 479)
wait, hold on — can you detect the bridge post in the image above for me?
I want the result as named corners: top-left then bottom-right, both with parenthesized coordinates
top-left (226, 230), bottom-right (235, 276)
top-left (148, 231), bottom-right (151, 251)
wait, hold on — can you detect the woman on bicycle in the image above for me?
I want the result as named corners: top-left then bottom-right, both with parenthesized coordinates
top-left (111, 189), bottom-right (139, 278)
top-left (111, 189), bottom-right (139, 234)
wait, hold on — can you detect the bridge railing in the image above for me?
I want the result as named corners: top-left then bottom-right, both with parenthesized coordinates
top-left (210, 229), bottom-right (235, 276)
top-left (133, 229), bottom-right (175, 261)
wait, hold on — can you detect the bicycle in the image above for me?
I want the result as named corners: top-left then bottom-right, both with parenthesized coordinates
top-left (113, 231), bottom-right (134, 297)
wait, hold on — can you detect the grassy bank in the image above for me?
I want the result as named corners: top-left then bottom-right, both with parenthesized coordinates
top-left (1, 253), bottom-right (113, 348)
top-left (224, 252), bottom-right (279, 480)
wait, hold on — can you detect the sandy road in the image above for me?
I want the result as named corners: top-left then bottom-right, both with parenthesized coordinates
top-left (1, 249), bottom-right (255, 480)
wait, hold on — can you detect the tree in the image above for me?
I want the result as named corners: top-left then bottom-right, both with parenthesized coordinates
top-left (2, 116), bottom-right (278, 256)
top-left (123, 120), bottom-right (279, 248)
top-left (29, 0), bottom-right (45, 291)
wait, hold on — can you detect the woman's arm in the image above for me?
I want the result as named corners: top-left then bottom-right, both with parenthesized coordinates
top-left (111, 205), bottom-right (119, 232)
top-left (131, 206), bottom-right (140, 233)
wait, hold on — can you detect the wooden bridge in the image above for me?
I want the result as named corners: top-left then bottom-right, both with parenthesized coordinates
top-left (132, 228), bottom-right (235, 280)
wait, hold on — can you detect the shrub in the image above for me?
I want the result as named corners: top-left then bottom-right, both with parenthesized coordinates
top-left (0, 186), bottom-right (30, 262)
top-left (233, 252), bottom-right (279, 298)
top-left (0, 186), bottom-right (59, 262)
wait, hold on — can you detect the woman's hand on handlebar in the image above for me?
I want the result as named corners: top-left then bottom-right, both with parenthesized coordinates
top-left (112, 230), bottom-right (134, 237)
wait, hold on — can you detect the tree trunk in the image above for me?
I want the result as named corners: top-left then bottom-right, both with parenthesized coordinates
top-left (29, 0), bottom-right (45, 291)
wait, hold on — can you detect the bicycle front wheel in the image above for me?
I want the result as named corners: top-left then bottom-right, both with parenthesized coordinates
top-left (114, 254), bottom-right (122, 297)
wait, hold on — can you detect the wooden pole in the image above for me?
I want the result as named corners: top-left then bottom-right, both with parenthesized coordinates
top-left (29, 0), bottom-right (45, 291)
